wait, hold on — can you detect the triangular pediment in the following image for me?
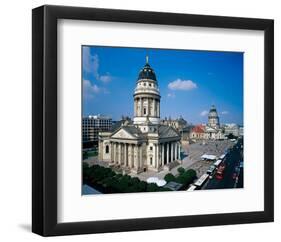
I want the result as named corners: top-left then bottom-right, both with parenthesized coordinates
top-left (159, 126), bottom-right (180, 138)
top-left (111, 128), bottom-right (136, 139)
top-left (167, 128), bottom-right (179, 137)
top-left (205, 126), bottom-right (215, 131)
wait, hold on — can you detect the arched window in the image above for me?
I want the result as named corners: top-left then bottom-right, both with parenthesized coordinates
top-left (144, 108), bottom-right (146, 115)
top-left (105, 145), bottom-right (109, 154)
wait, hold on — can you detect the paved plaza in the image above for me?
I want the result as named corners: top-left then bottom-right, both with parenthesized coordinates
top-left (84, 139), bottom-right (235, 182)
top-left (180, 139), bottom-right (234, 177)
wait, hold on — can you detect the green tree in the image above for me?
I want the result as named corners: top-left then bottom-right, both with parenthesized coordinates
top-left (82, 162), bottom-right (90, 182)
top-left (177, 167), bottom-right (185, 174)
top-left (159, 187), bottom-right (172, 192)
top-left (176, 169), bottom-right (197, 186)
top-left (186, 169), bottom-right (197, 179)
top-left (164, 173), bottom-right (176, 183)
top-left (146, 183), bottom-right (159, 192)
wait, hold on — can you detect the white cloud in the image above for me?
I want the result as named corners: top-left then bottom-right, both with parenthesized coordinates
top-left (167, 93), bottom-right (175, 98)
top-left (82, 47), bottom-right (112, 83)
top-left (83, 47), bottom-right (94, 73)
top-left (168, 79), bottom-right (197, 91)
top-left (83, 79), bottom-right (100, 99)
top-left (200, 110), bottom-right (208, 116)
top-left (92, 54), bottom-right (99, 80)
top-left (100, 74), bottom-right (112, 83)
top-left (221, 111), bottom-right (229, 115)
top-left (82, 47), bottom-right (90, 71)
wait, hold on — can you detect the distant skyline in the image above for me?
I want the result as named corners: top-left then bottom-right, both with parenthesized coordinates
top-left (82, 46), bottom-right (243, 125)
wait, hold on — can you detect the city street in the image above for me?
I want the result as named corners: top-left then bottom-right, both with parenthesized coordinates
top-left (203, 138), bottom-right (243, 190)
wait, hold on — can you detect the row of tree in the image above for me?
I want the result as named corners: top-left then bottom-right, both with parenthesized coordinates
top-left (83, 163), bottom-right (172, 194)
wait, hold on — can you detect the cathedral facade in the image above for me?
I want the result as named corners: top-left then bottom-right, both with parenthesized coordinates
top-left (98, 57), bottom-right (181, 174)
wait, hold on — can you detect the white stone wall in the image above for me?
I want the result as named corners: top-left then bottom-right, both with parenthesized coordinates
top-left (102, 141), bottom-right (111, 161)
top-left (147, 143), bottom-right (155, 167)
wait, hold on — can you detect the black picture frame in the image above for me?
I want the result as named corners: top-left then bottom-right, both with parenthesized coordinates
top-left (32, 5), bottom-right (274, 236)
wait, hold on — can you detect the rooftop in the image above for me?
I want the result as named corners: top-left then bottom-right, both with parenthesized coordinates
top-left (137, 58), bottom-right (157, 82)
top-left (191, 125), bottom-right (205, 133)
top-left (84, 114), bottom-right (112, 120)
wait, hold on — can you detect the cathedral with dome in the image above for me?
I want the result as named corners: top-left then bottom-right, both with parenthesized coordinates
top-left (98, 56), bottom-right (181, 174)
top-left (204, 105), bottom-right (224, 139)
top-left (190, 105), bottom-right (224, 140)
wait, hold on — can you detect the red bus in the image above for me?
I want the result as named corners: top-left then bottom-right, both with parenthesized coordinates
top-left (215, 163), bottom-right (226, 180)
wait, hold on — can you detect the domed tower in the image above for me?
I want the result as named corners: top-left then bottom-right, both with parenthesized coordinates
top-left (208, 105), bottom-right (220, 129)
top-left (133, 55), bottom-right (161, 127)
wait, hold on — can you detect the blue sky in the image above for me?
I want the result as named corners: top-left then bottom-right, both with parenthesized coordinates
top-left (82, 46), bottom-right (243, 125)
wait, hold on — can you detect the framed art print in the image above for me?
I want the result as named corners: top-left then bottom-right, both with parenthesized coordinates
top-left (32, 5), bottom-right (274, 236)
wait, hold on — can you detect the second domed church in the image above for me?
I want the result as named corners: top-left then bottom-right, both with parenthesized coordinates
top-left (98, 56), bottom-right (181, 174)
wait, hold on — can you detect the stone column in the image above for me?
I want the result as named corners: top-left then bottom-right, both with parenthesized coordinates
top-left (121, 143), bottom-right (124, 165)
top-left (174, 142), bottom-right (177, 161)
top-left (131, 144), bottom-right (134, 168)
top-left (133, 145), bottom-right (136, 168)
top-left (151, 98), bottom-right (153, 116)
top-left (118, 143), bottom-right (121, 164)
top-left (110, 142), bottom-right (114, 162)
top-left (134, 145), bottom-right (138, 169)
top-left (161, 144), bottom-right (164, 166)
top-left (178, 143), bottom-right (181, 160)
top-left (171, 143), bottom-right (174, 162)
top-left (154, 98), bottom-right (157, 117)
top-left (153, 144), bottom-right (156, 168)
top-left (128, 145), bottom-right (132, 168)
top-left (113, 143), bottom-right (116, 163)
top-left (124, 143), bottom-right (127, 167)
top-left (121, 144), bottom-right (124, 165)
top-left (114, 143), bottom-right (117, 164)
top-left (147, 98), bottom-right (149, 116)
top-left (157, 101), bottom-right (160, 117)
top-left (166, 143), bottom-right (169, 164)
top-left (139, 144), bottom-right (142, 170)
top-left (140, 98), bottom-right (143, 116)
top-left (156, 144), bottom-right (159, 168)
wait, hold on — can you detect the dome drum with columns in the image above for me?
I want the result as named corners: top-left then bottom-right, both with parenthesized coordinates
top-left (98, 56), bottom-right (181, 174)
top-left (208, 104), bottom-right (220, 129)
top-left (133, 56), bottom-right (161, 125)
